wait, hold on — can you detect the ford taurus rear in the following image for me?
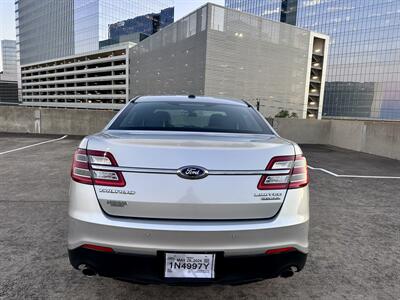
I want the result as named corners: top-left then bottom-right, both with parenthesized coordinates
top-left (68, 95), bottom-right (309, 284)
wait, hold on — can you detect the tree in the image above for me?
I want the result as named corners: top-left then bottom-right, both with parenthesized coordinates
top-left (274, 110), bottom-right (299, 118)
top-left (275, 110), bottom-right (290, 118)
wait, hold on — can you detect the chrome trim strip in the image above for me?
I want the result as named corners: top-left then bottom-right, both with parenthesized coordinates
top-left (90, 165), bottom-right (176, 174)
top-left (209, 170), bottom-right (288, 175)
top-left (90, 164), bottom-right (290, 175)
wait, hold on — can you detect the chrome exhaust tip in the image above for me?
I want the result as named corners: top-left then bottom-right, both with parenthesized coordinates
top-left (280, 266), bottom-right (297, 278)
top-left (78, 264), bottom-right (97, 276)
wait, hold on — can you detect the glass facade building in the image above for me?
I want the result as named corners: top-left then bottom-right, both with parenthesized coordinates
top-left (100, 7), bottom-right (174, 47)
top-left (16, 0), bottom-right (174, 62)
top-left (108, 7), bottom-right (174, 39)
top-left (15, 0), bottom-right (75, 101)
top-left (0, 40), bottom-right (17, 82)
top-left (16, 0), bottom-right (174, 101)
top-left (296, 0), bottom-right (400, 120)
top-left (226, 0), bottom-right (400, 120)
top-left (0, 80), bottom-right (18, 104)
top-left (74, 0), bottom-right (174, 54)
top-left (225, 0), bottom-right (281, 21)
top-left (225, 0), bottom-right (298, 25)
top-left (16, 0), bottom-right (75, 65)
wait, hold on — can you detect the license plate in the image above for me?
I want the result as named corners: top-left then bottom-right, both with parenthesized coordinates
top-left (164, 253), bottom-right (215, 279)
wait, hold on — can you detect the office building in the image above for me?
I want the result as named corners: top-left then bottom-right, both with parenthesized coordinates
top-left (16, 0), bottom-right (75, 65)
top-left (15, 0), bottom-right (75, 103)
top-left (74, 0), bottom-right (174, 54)
top-left (15, 0), bottom-right (173, 64)
top-left (0, 40), bottom-right (18, 104)
top-left (0, 40), bottom-right (18, 82)
top-left (225, 0), bottom-right (297, 25)
top-left (16, 0), bottom-right (173, 102)
top-left (0, 80), bottom-right (18, 104)
top-left (226, 0), bottom-right (400, 120)
top-left (296, 0), bottom-right (400, 119)
top-left (100, 7), bottom-right (174, 47)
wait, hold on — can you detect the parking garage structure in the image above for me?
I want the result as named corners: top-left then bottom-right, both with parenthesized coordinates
top-left (129, 4), bottom-right (329, 119)
top-left (20, 43), bottom-right (134, 109)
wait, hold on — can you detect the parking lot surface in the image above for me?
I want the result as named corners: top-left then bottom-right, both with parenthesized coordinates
top-left (0, 134), bottom-right (399, 299)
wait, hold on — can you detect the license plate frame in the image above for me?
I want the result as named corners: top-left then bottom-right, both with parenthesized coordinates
top-left (164, 252), bottom-right (216, 279)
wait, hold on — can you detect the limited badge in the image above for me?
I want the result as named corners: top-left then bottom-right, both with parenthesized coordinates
top-left (254, 192), bottom-right (283, 201)
top-left (106, 200), bottom-right (128, 207)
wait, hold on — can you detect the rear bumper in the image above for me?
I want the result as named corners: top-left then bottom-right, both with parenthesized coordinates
top-left (69, 247), bottom-right (307, 285)
top-left (68, 182), bottom-right (309, 256)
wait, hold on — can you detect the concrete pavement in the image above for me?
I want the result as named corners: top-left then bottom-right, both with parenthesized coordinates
top-left (0, 136), bottom-right (399, 299)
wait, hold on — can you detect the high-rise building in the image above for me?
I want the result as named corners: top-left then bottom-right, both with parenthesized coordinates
top-left (15, 0), bottom-right (75, 102)
top-left (15, 0), bottom-right (174, 102)
top-left (225, 0), bottom-right (297, 25)
top-left (16, 0), bottom-right (75, 65)
top-left (0, 40), bottom-right (17, 81)
top-left (0, 80), bottom-right (18, 104)
top-left (16, 0), bottom-right (173, 63)
top-left (74, 0), bottom-right (174, 54)
top-left (226, 0), bottom-right (400, 120)
top-left (100, 7), bottom-right (174, 47)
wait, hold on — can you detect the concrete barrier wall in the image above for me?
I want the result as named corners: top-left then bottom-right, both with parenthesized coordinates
top-left (274, 118), bottom-right (400, 160)
top-left (272, 118), bottom-right (331, 144)
top-left (0, 106), bottom-right (39, 133)
top-left (0, 106), bottom-right (399, 160)
top-left (363, 122), bottom-right (400, 160)
top-left (40, 108), bottom-right (116, 135)
top-left (0, 106), bottom-right (116, 136)
top-left (328, 120), bottom-right (366, 151)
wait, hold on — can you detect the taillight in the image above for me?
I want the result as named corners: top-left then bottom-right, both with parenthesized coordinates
top-left (257, 155), bottom-right (309, 190)
top-left (71, 148), bottom-right (126, 187)
top-left (288, 155), bottom-right (309, 189)
top-left (71, 149), bottom-right (92, 185)
top-left (81, 244), bottom-right (114, 253)
top-left (265, 247), bottom-right (296, 255)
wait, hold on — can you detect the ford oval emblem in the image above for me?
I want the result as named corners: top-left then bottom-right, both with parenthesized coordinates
top-left (177, 166), bottom-right (208, 180)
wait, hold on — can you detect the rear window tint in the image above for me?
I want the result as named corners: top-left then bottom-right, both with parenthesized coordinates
top-left (109, 101), bottom-right (273, 134)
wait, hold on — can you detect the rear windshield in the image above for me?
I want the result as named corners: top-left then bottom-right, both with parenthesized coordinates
top-left (109, 101), bottom-right (273, 134)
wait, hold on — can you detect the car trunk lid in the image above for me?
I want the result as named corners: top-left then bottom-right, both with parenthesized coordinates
top-left (88, 130), bottom-right (295, 220)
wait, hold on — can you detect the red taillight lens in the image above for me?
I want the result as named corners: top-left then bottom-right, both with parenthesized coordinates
top-left (288, 155), bottom-right (309, 189)
top-left (81, 244), bottom-right (114, 253)
top-left (257, 156), bottom-right (293, 190)
top-left (71, 148), bottom-right (126, 187)
top-left (265, 247), bottom-right (296, 255)
top-left (257, 155), bottom-right (309, 190)
top-left (71, 149), bottom-right (93, 185)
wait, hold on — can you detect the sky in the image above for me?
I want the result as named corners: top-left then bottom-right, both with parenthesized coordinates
top-left (0, 0), bottom-right (225, 71)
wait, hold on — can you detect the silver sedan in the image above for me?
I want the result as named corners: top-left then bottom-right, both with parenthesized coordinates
top-left (68, 95), bottom-right (309, 284)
